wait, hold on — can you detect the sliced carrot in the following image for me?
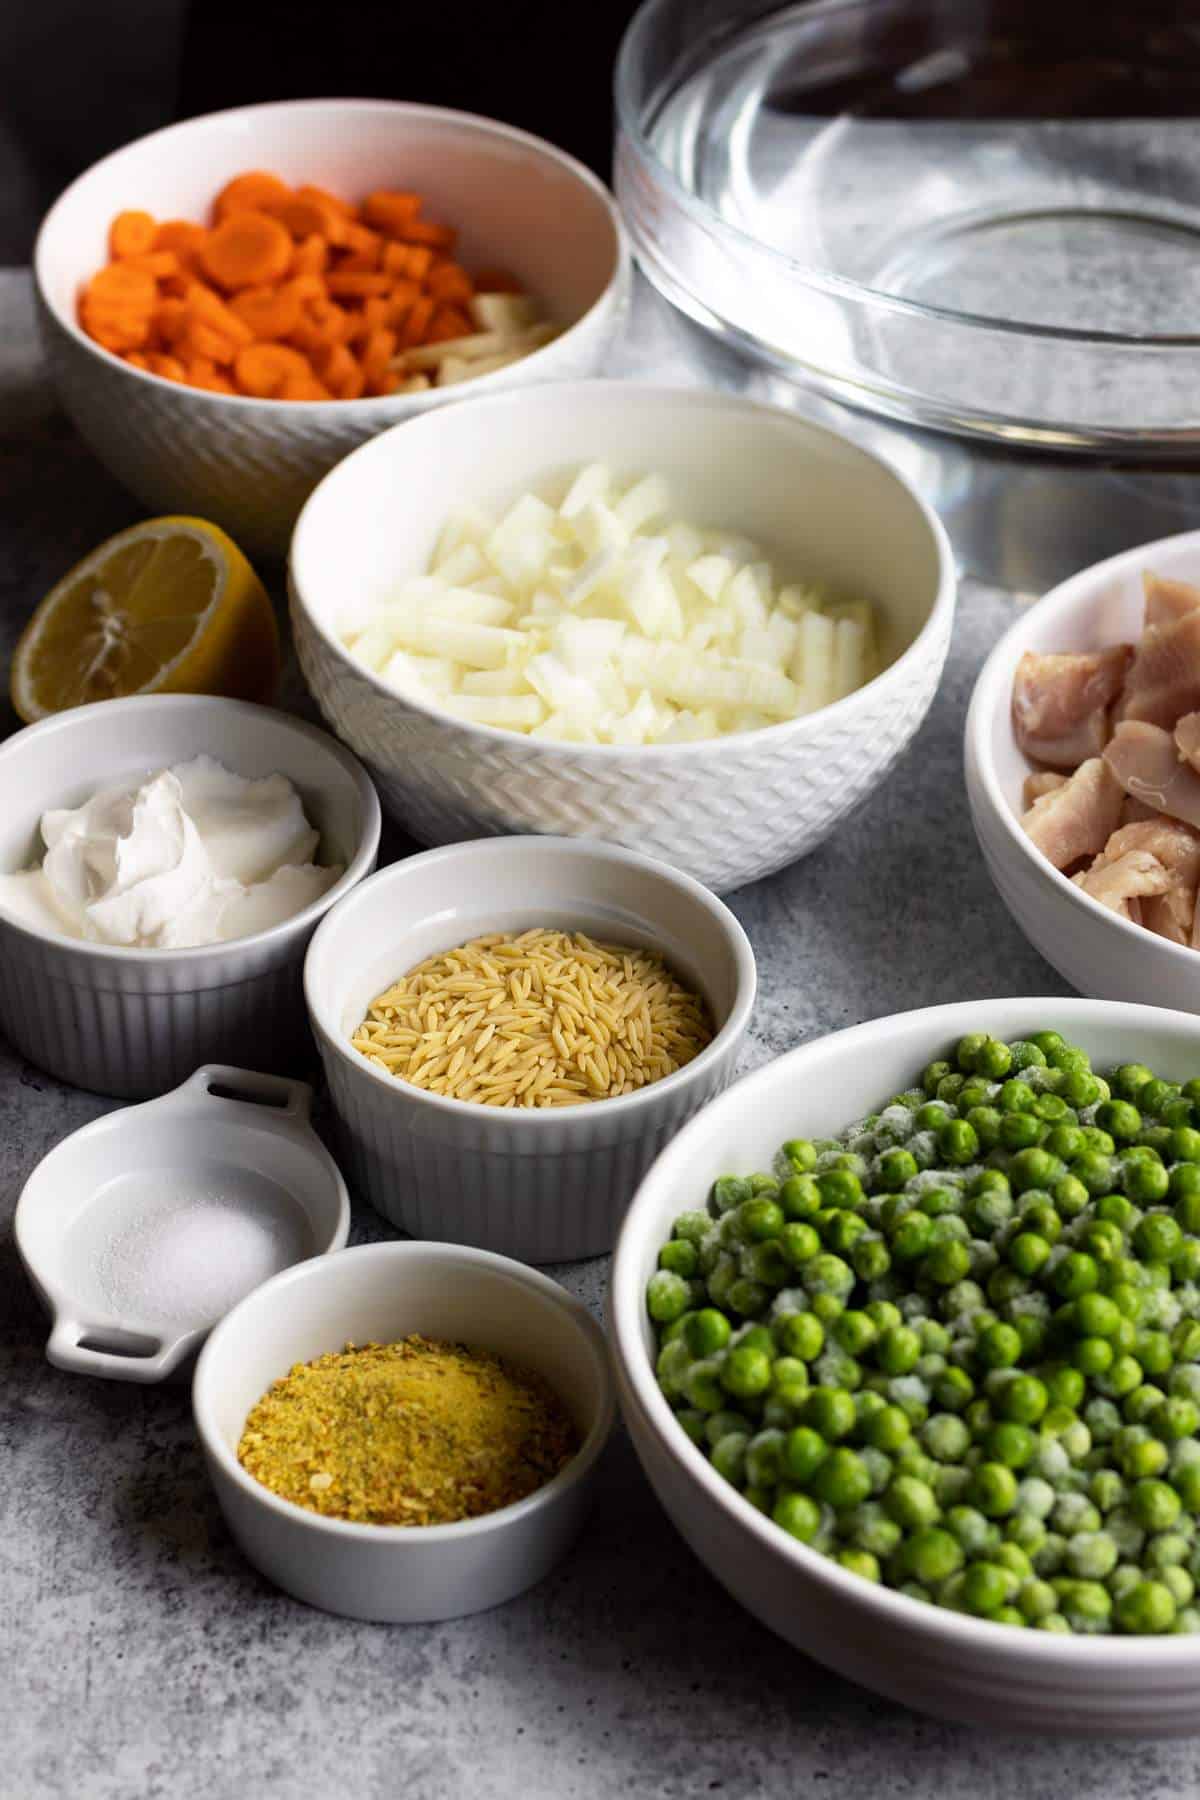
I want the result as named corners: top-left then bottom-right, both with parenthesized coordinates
top-left (398, 294), bottom-right (435, 349)
top-left (345, 295), bottom-right (391, 343)
top-left (337, 246), bottom-right (382, 274)
top-left (234, 341), bottom-right (312, 398)
top-left (119, 250), bottom-right (181, 281)
top-left (295, 183), bottom-right (356, 219)
top-left (402, 245), bottom-right (435, 283)
top-left (292, 234), bottom-right (329, 277)
top-left (155, 219), bottom-right (208, 262)
top-left (201, 211), bottom-right (293, 290)
top-left (84, 312), bottom-right (151, 353)
top-left (288, 272), bottom-right (327, 303)
top-left (314, 342), bottom-right (365, 399)
top-left (180, 318), bottom-right (240, 365)
top-left (343, 222), bottom-right (382, 257)
top-left (426, 262), bottom-right (474, 303)
top-left (473, 268), bottom-right (524, 294)
top-left (185, 356), bottom-right (237, 393)
top-left (86, 263), bottom-right (158, 310)
top-left (185, 280), bottom-right (256, 344)
top-left (229, 283), bottom-right (303, 341)
top-left (214, 171), bottom-right (293, 222)
top-left (362, 190), bottom-right (422, 235)
top-left (325, 271), bottom-right (391, 299)
top-left (289, 297), bottom-right (350, 353)
top-left (154, 297), bottom-right (189, 344)
top-left (268, 194), bottom-right (349, 246)
top-left (427, 303), bottom-right (473, 342)
top-left (280, 369), bottom-right (333, 400)
top-left (109, 211), bottom-right (157, 260)
top-left (384, 280), bottom-right (421, 327)
top-left (145, 352), bottom-right (187, 382)
top-left (396, 219), bottom-right (456, 251)
top-left (361, 327), bottom-right (397, 386)
top-left (88, 174), bottom-right (525, 404)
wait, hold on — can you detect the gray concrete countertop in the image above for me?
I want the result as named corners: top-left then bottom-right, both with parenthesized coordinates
top-left (3, 270), bottom-right (1198, 1799)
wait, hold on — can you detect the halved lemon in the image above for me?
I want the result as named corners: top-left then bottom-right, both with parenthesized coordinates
top-left (10, 516), bottom-right (281, 724)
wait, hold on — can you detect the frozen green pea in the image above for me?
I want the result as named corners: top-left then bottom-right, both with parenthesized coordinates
top-left (772, 1491), bottom-right (823, 1543)
top-left (711, 1431), bottom-right (750, 1484)
top-left (1115, 1579), bottom-right (1177, 1633)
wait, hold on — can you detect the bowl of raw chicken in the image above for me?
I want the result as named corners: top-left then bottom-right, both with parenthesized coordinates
top-left (966, 530), bottom-right (1200, 1008)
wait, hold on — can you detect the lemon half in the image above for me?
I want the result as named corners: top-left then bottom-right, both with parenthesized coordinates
top-left (11, 516), bottom-right (281, 724)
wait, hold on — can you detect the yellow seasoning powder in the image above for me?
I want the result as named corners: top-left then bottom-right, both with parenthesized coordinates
top-left (237, 1335), bottom-right (581, 1526)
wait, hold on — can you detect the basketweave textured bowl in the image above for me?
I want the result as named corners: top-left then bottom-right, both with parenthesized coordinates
top-left (34, 99), bottom-right (628, 559)
top-left (0, 695), bottom-right (380, 1099)
top-left (610, 997), bottom-right (1200, 1736)
top-left (289, 381), bottom-right (955, 894)
top-left (965, 529), bottom-right (1200, 1012)
top-left (303, 836), bottom-right (756, 1262)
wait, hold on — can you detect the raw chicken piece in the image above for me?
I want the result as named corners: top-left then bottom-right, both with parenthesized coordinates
top-left (1012, 646), bottom-right (1132, 769)
top-left (1023, 770), bottom-right (1068, 807)
top-left (1120, 795), bottom-right (1158, 826)
top-left (1090, 818), bottom-right (1200, 944)
top-left (1116, 574), bottom-right (1200, 729)
top-left (1072, 849), bottom-right (1173, 918)
top-left (1103, 720), bottom-right (1200, 829)
top-left (1021, 757), bottom-right (1124, 870)
top-left (1176, 711), bottom-right (1200, 771)
top-left (1146, 573), bottom-right (1200, 629)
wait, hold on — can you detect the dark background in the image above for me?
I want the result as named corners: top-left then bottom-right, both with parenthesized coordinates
top-left (0, 0), bottom-right (633, 264)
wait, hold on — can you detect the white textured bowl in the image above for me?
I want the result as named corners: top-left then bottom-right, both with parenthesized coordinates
top-left (34, 99), bottom-right (627, 558)
top-left (611, 996), bottom-right (1200, 1736)
top-left (0, 695), bottom-right (381, 1098)
top-left (289, 380), bottom-right (956, 894)
top-left (304, 835), bottom-right (755, 1261)
top-left (966, 529), bottom-right (1200, 1010)
top-left (193, 1240), bottom-right (615, 1622)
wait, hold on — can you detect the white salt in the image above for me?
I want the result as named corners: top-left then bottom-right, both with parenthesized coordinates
top-left (69, 1166), bottom-right (314, 1332)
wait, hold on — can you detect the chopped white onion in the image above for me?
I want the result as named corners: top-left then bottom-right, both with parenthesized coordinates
top-left (344, 466), bottom-right (880, 745)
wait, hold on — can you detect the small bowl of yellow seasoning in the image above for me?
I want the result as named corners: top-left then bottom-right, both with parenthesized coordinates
top-left (303, 836), bottom-right (756, 1261)
top-left (193, 1240), bottom-right (614, 1622)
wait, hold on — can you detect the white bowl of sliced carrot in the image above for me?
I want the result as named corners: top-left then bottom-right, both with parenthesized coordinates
top-left (34, 98), bottom-right (628, 557)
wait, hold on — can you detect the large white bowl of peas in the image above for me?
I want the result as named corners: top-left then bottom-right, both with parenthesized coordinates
top-left (609, 998), bottom-right (1200, 1734)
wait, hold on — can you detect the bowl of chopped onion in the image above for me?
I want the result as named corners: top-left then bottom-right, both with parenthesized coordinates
top-left (289, 380), bottom-right (956, 893)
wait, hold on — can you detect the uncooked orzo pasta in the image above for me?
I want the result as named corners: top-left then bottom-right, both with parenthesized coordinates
top-left (351, 928), bottom-right (714, 1107)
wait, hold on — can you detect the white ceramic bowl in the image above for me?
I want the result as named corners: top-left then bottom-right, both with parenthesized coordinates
top-left (966, 529), bottom-right (1200, 1010)
top-left (0, 695), bottom-right (380, 1098)
top-left (611, 996), bottom-right (1200, 1736)
top-left (304, 835), bottom-right (756, 1261)
top-left (193, 1240), bottom-right (615, 1622)
top-left (16, 1064), bottom-right (350, 1383)
top-left (289, 380), bottom-right (956, 894)
top-left (34, 99), bottom-right (627, 558)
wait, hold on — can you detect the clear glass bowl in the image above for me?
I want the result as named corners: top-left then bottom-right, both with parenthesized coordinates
top-left (616, 0), bottom-right (1200, 456)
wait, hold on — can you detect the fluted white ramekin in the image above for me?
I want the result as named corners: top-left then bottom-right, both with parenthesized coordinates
top-left (194, 1241), bottom-right (615, 1621)
top-left (0, 695), bottom-right (380, 1098)
top-left (303, 836), bottom-right (756, 1261)
top-left (289, 380), bottom-right (955, 894)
